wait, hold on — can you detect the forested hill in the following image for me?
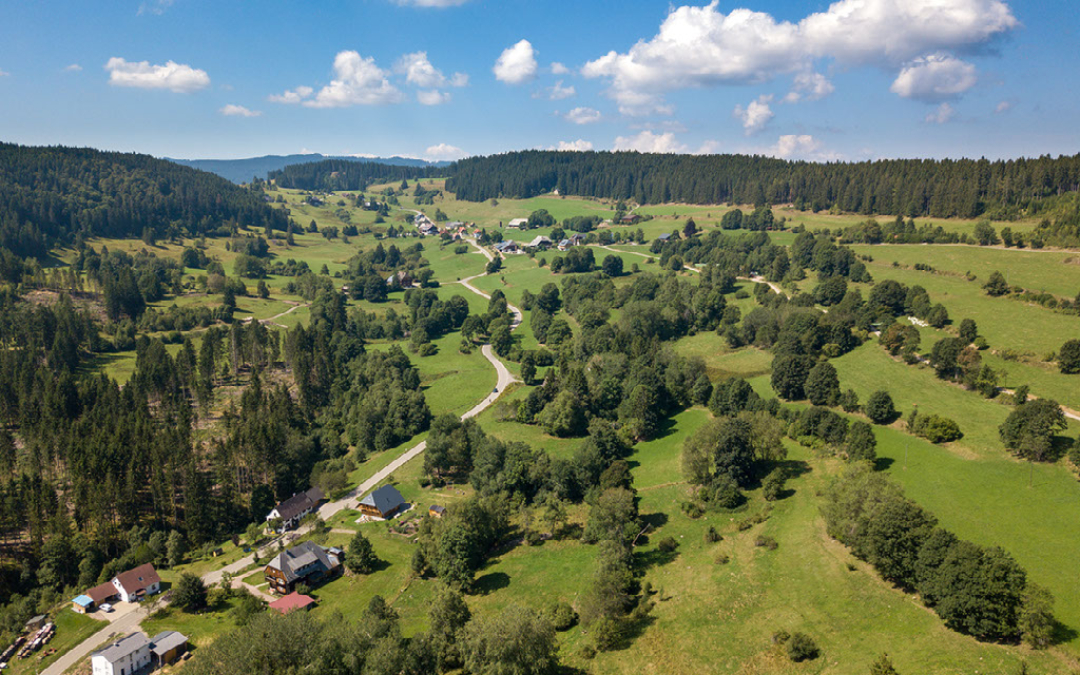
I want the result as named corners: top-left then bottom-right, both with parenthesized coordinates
top-left (269, 159), bottom-right (445, 191)
top-left (447, 150), bottom-right (1080, 220)
top-left (0, 143), bottom-right (289, 259)
top-left (170, 153), bottom-right (451, 184)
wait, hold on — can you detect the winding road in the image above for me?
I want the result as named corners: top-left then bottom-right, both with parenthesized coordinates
top-left (42, 239), bottom-right (522, 675)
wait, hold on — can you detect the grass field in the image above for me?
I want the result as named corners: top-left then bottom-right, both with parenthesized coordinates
top-left (3, 609), bottom-right (106, 675)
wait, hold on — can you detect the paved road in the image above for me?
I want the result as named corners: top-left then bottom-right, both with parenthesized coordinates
top-left (43, 237), bottom-right (524, 675)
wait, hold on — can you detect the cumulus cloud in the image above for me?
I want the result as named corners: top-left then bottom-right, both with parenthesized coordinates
top-left (784, 71), bottom-right (834, 103)
top-left (582, 0), bottom-right (1017, 114)
top-left (564, 107), bottom-right (601, 125)
top-left (614, 131), bottom-right (688, 154)
top-left (768, 134), bottom-right (840, 161)
top-left (104, 57), bottom-right (210, 93)
top-left (552, 139), bottom-right (594, 151)
top-left (393, 0), bottom-right (470, 6)
top-left (417, 90), bottom-right (451, 105)
top-left (995, 100), bottom-right (1013, 114)
top-left (304, 51), bottom-right (403, 107)
top-left (550, 62), bottom-right (570, 75)
top-left (0, 69), bottom-right (9, 77)
top-left (64, 64), bottom-right (83, 73)
top-left (268, 85), bottom-right (314, 104)
top-left (536, 80), bottom-right (575, 101)
top-left (925, 102), bottom-right (955, 124)
top-left (733, 95), bottom-right (774, 135)
top-left (890, 53), bottom-right (977, 101)
top-left (425, 143), bottom-right (467, 160)
top-left (494, 40), bottom-right (538, 85)
top-left (695, 140), bottom-right (723, 155)
top-left (395, 51), bottom-right (467, 89)
top-left (220, 104), bottom-right (261, 117)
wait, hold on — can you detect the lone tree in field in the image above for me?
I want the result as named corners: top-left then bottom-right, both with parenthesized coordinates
top-left (865, 391), bottom-right (897, 425)
top-left (805, 361), bottom-right (841, 407)
top-left (1058, 339), bottom-right (1080, 374)
top-left (173, 573), bottom-right (208, 612)
top-left (999, 399), bottom-right (1067, 462)
top-left (346, 530), bottom-right (379, 575)
top-left (983, 271), bottom-right (1009, 296)
top-left (959, 318), bottom-right (978, 344)
top-left (601, 254), bottom-right (624, 277)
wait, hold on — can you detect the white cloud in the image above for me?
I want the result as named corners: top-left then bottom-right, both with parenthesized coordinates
top-left (733, 95), bottom-right (774, 135)
top-left (995, 100), bottom-right (1013, 114)
top-left (220, 104), bottom-right (262, 117)
top-left (925, 102), bottom-right (955, 124)
top-left (63, 64), bottom-right (82, 73)
top-left (768, 134), bottom-right (840, 161)
top-left (304, 51), bottom-right (404, 107)
top-left (393, 0), bottom-right (470, 6)
top-left (614, 131), bottom-right (688, 154)
top-left (494, 39), bottom-right (538, 85)
top-left (396, 51), bottom-right (465, 89)
top-left (890, 53), bottom-right (977, 101)
top-left (0, 69), bottom-right (8, 77)
top-left (552, 139), bottom-right (594, 151)
top-left (268, 85), bottom-right (313, 104)
top-left (536, 80), bottom-right (575, 101)
top-left (425, 143), bottom-right (467, 160)
top-left (551, 62), bottom-right (571, 75)
top-left (695, 140), bottom-right (723, 155)
top-left (417, 89), bottom-right (451, 105)
top-left (138, 0), bottom-right (174, 15)
top-left (104, 57), bottom-right (210, 93)
top-left (582, 0), bottom-right (1017, 114)
top-left (784, 71), bottom-right (834, 103)
top-left (564, 107), bottom-right (601, 125)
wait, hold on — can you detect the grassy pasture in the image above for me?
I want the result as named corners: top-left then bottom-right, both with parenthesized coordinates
top-left (2, 609), bottom-right (106, 675)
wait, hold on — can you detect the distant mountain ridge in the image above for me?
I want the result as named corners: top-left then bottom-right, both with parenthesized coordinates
top-left (167, 153), bottom-right (450, 184)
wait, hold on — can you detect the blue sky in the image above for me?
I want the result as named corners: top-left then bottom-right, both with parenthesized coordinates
top-left (0, 0), bottom-right (1077, 162)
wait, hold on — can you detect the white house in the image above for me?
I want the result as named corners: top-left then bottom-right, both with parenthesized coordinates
top-left (111, 563), bottom-right (161, 604)
top-left (92, 633), bottom-right (150, 675)
top-left (266, 487), bottom-right (326, 533)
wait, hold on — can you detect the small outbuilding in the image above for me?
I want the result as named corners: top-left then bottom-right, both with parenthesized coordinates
top-left (507, 218), bottom-right (528, 229)
top-left (269, 592), bottom-right (317, 615)
top-left (149, 631), bottom-right (189, 667)
top-left (24, 615), bottom-right (47, 632)
top-left (429, 505), bottom-right (446, 519)
top-left (359, 485), bottom-right (406, 520)
top-left (72, 595), bottom-right (94, 614)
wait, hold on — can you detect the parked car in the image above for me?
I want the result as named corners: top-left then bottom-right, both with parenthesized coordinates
top-left (99, 603), bottom-right (113, 613)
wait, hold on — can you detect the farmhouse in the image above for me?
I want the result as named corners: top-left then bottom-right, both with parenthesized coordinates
top-left (149, 631), bottom-right (189, 668)
top-left (493, 241), bottom-right (518, 254)
top-left (111, 563), bottom-right (161, 603)
top-left (526, 235), bottom-right (553, 250)
top-left (621, 214), bottom-right (641, 224)
top-left (507, 218), bottom-right (528, 229)
top-left (386, 270), bottom-right (415, 288)
top-left (657, 232), bottom-right (672, 242)
top-left (91, 633), bottom-right (150, 675)
top-left (557, 239), bottom-right (571, 251)
top-left (269, 592), bottom-right (316, 615)
top-left (359, 485), bottom-right (406, 519)
top-left (266, 487), bottom-right (326, 533)
top-left (264, 541), bottom-right (342, 595)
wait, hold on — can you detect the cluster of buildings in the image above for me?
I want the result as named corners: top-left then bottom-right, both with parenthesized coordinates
top-left (413, 213), bottom-right (479, 240)
top-left (72, 563), bottom-right (162, 614)
top-left (492, 232), bottom-right (587, 256)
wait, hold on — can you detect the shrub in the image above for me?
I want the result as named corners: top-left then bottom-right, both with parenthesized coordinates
top-left (786, 632), bottom-right (819, 662)
top-left (912, 414), bottom-right (963, 443)
top-left (657, 536), bottom-right (679, 553)
top-left (525, 531), bottom-right (543, 546)
top-left (681, 501), bottom-right (704, 519)
top-left (704, 526), bottom-right (722, 543)
top-left (754, 536), bottom-right (778, 550)
top-left (714, 554), bottom-right (730, 565)
top-left (546, 601), bottom-right (577, 631)
top-left (864, 390), bottom-right (897, 424)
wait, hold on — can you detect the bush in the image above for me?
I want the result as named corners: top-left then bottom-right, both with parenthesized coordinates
top-left (786, 632), bottom-right (819, 662)
top-left (864, 390), bottom-right (897, 424)
top-left (714, 554), bottom-right (730, 565)
top-left (912, 414), bottom-right (963, 443)
top-left (657, 536), bottom-right (679, 553)
top-left (754, 536), bottom-right (778, 550)
top-left (546, 601), bottom-right (578, 631)
top-left (704, 526), bottom-right (722, 543)
top-left (525, 530), bottom-right (543, 546)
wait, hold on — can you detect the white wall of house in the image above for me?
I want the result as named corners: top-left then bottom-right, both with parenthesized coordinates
top-left (92, 646), bottom-right (150, 675)
top-left (112, 579), bottom-right (160, 603)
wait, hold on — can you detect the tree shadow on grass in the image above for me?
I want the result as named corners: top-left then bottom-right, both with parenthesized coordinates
top-left (1051, 618), bottom-right (1079, 647)
top-left (874, 456), bottom-right (895, 472)
top-left (473, 571), bottom-right (510, 595)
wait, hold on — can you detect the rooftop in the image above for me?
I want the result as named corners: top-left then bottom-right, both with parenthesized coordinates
top-left (359, 484), bottom-right (405, 516)
top-left (269, 592), bottom-right (316, 614)
top-left (114, 563), bottom-right (160, 593)
top-left (94, 633), bottom-right (149, 664)
top-left (149, 631), bottom-right (188, 655)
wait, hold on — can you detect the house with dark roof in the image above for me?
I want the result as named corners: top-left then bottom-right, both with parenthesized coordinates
top-left (111, 563), bottom-right (161, 603)
top-left (526, 235), bottom-right (553, 250)
top-left (266, 487), bottom-right (326, 532)
top-left (269, 592), bottom-right (316, 614)
top-left (149, 631), bottom-right (189, 667)
top-left (264, 541), bottom-right (342, 595)
top-left (91, 633), bottom-right (150, 675)
top-left (359, 485), bottom-right (406, 519)
top-left (429, 505), bottom-right (446, 518)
